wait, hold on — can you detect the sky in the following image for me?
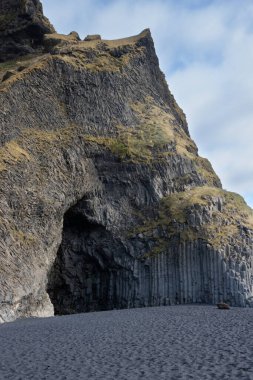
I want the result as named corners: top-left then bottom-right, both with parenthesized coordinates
top-left (42, 0), bottom-right (253, 207)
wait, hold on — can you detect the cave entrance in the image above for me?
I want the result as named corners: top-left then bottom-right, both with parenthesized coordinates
top-left (47, 204), bottom-right (126, 315)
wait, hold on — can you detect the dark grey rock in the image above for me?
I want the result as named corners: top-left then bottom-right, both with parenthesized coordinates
top-left (84, 34), bottom-right (102, 41)
top-left (0, 0), bottom-right (55, 62)
top-left (69, 31), bottom-right (81, 40)
top-left (0, 7), bottom-right (252, 323)
top-left (2, 70), bottom-right (15, 82)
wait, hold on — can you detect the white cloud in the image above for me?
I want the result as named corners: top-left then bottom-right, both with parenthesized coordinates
top-left (41, 0), bottom-right (253, 207)
top-left (168, 3), bottom-right (253, 205)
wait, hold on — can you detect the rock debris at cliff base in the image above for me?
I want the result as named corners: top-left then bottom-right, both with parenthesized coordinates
top-left (0, 0), bottom-right (253, 322)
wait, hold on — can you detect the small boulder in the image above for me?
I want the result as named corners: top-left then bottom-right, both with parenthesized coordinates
top-left (217, 302), bottom-right (230, 310)
top-left (69, 31), bottom-right (81, 41)
top-left (84, 34), bottom-right (101, 42)
top-left (17, 65), bottom-right (27, 72)
top-left (2, 70), bottom-right (15, 82)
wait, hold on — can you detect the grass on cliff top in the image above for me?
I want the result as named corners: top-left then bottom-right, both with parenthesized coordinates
top-left (44, 33), bottom-right (78, 43)
top-left (79, 29), bottom-right (149, 49)
top-left (51, 30), bottom-right (149, 73)
top-left (134, 186), bottom-right (253, 255)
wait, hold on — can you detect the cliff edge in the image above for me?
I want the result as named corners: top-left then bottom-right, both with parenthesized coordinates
top-left (0, 1), bottom-right (252, 322)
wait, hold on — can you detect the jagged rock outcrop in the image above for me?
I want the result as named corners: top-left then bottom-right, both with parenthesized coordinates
top-left (0, 2), bottom-right (253, 322)
top-left (0, 0), bottom-right (55, 62)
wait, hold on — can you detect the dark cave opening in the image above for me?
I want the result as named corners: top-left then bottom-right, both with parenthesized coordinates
top-left (47, 204), bottom-right (129, 315)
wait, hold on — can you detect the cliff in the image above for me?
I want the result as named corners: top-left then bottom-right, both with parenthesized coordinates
top-left (0, 1), bottom-right (252, 322)
top-left (0, 0), bottom-right (54, 62)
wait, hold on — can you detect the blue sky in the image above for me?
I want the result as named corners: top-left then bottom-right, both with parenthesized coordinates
top-left (42, 0), bottom-right (253, 207)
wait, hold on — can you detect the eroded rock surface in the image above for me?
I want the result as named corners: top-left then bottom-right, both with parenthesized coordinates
top-left (0, 3), bottom-right (253, 322)
top-left (0, 0), bottom-right (55, 62)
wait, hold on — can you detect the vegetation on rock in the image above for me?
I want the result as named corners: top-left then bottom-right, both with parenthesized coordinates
top-left (0, 1), bottom-right (252, 321)
top-left (133, 186), bottom-right (253, 256)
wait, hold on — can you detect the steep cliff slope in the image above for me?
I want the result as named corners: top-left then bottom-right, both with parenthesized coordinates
top-left (0, 1), bottom-right (253, 322)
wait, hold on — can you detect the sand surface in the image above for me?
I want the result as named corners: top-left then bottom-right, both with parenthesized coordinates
top-left (0, 305), bottom-right (253, 380)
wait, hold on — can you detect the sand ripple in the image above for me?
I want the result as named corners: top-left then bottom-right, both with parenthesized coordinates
top-left (0, 305), bottom-right (253, 379)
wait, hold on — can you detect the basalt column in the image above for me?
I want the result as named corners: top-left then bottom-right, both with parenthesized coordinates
top-left (47, 203), bottom-right (137, 315)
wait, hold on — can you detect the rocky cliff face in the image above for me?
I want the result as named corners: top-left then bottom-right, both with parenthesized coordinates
top-left (0, 1), bottom-right (253, 322)
top-left (0, 0), bottom-right (55, 62)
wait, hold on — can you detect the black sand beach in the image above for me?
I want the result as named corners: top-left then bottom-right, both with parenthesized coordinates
top-left (0, 305), bottom-right (252, 380)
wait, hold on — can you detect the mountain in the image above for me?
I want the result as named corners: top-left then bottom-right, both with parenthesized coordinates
top-left (0, 0), bottom-right (253, 322)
